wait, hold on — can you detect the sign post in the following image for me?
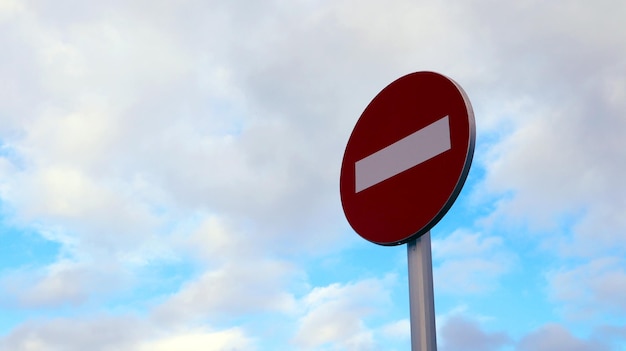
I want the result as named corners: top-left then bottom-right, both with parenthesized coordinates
top-left (408, 233), bottom-right (437, 351)
top-left (340, 71), bottom-right (475, 350)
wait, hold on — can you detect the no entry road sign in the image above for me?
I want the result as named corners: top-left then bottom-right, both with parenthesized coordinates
top-left (340, 71), bottom-right (475, 245)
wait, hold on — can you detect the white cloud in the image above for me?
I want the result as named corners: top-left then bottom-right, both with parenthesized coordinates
top-left (547, 257), bottom-right (626, 319)
top-left (0, 0), bottom-right (352, 254)
top-left (516, 324), bottom-right (608, 351)
top-left (437, 314), bottom-right (614, 351)
top-left (0, 0), bottom-right (22, 16)
top-left (292, 278), bottom-right (392, 350)
top-left (432, 229), bottom-right (503, 259)
top-left (380, 319), bottom-right (410, 340)
top-left (1, 259), bottom-right (126, 308)
top-left (0, 315), bottom-right (148, 351)
top-left (439, 314), bottom-right (511, 351)
top-left (0, 315), bottom-right (255, 351)
top-left (596, 324), bottom-right (626, 346)
top-left (155, 259), bottom-right (298, 324)
top-left (472, 0), bottom-right (626, 258)
top-left (137, 327), bottom-right (255, 351)
top-left (150, 214), bottom-right (305, 324)
top-left (432, 230), bottom-right (514, 294)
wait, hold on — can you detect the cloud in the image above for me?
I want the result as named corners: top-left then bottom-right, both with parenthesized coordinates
top-left (149, 214), bottom-right (305, 324)
top-left (438, 314), bottom-right (614, 351)
top-left (432, 229), bottom-right (503, 258)
top-left (547, 256), bottom-right (626, 319)
top-left (137, 327), bottom-right (255, 351)
top-left (596, 324), bottom-right (626, 346)
top-left (0, 0), bottom-right (359, 259)
top-left (432, 229), bottom-right (514, 294)
top-left (292, 278), bottom-right (392, 351)
top-left (380, 319), bottom-right (410, 340)
top-left (1, 259), bottom-right (126, 308)
top-left (439, 314), bottom-right (511, 351)
top-left (0, 315), bottom-right (148, 351)
top-left (472, 0), bottom-right (626, 257)
top-left (154, 259), bottom-right (298, 324)
top-left (0, 315), bottom-right (255, 351)
top-left (516, 324), bottom-right (609, 351)
top-left (0, 0), bottom-right (366, 318)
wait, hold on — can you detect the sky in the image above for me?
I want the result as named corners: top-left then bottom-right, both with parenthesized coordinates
top-left (0, 0), bottom-right (625, 350)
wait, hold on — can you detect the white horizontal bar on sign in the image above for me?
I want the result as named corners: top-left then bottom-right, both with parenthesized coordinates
top-left (355, 116), bottom-right (451, 193)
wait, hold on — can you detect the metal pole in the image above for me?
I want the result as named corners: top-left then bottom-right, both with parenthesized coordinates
top-left (407, 231), bottom-right (437, 351)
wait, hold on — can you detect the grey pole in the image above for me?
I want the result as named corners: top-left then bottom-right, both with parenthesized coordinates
top-left (407, 232), bottom-right (437, 351)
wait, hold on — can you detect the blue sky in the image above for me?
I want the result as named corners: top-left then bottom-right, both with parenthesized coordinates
top-left (1, 0), bottom-right (626, 350)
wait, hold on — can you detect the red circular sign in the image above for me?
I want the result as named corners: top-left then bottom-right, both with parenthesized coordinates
top-left (340, 72), bottom-right (475, 245)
